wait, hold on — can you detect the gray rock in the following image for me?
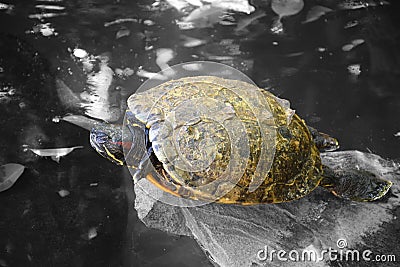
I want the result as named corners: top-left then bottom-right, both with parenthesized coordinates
top-left (134, 151), bottom-right (400, 267)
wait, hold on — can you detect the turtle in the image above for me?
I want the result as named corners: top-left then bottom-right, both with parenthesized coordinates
top-left (89, 76), bottom-right (392, 204)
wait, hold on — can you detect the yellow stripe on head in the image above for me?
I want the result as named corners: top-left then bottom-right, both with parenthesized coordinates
top-left (104, 146), bottom-right (124, 165)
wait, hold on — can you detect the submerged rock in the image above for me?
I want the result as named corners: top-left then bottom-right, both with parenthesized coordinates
top-left (134, 150), bottom-right (400, 266)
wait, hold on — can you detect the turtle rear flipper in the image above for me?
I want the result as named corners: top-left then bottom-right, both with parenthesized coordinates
top-left (320, 166), bottom-right (392, 201)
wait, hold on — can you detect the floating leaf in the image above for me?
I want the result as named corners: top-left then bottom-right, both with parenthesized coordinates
top-left (115, 67), bottom-right (134, 78)
top-left (155, 48), bottom-right (175, 71)
top-left (206, 55), bottom-right (234, 61)
top-left (81, 227), bottom-right (98, 240)
top-left (0, 3), bottom-right (14, 11)
top-left (114, 68), bottom-right (124, 77)
top-left (235, 10), bottom-right (266, 32)
top-left (342, 39), bottom-right (365, 52)
top-left (136, 69), bottom-right (168, 80)
top-left (176, 21), bottom-right (196, 30)
top-left (123, 68), bottom-right (134, 76)
top-left (182, 5), bottom-right (226, 28)
top-left (284, 51), bottom-right (304, 57)
top-left (352, 38), bottom-right (365, 46)
top-left (338, 0), bottom-right (389, 10)
top-left (29, 146), bottom-right (84, 162)
top-left (58, 189), bottom-right (70, 197)
top-left (183, 5), bottom-right (221, 22)
top-left (0, 163), bottom-right (25, 192)
top-left (342, 43), bottom-right (354, 51)
top-left (302, 5), bottom-right (332, 24)
top-left (116, 28), bottom-right (130, 39)
top-left (143, 19), bottom-right (155, 26)
top-left (204, 0), bottom-right (255, 14)
top-left (35, 5), bottom-right (65, 11)
top-left (271, 0), bottom-right (304, 17)
top-left (180, 35), bottom-right (207, 47)
top-left (219, 20), bottom-right (235, 26)
top-left (31, 23), bottom-right (58, 37)
top-left (165, 0), bottom-right (190, 11)
top-left (73, 48), bottom-right (88, 58)
top-left (104, 18), bottom-right (138, 27)
top-left (186, 0), bottom-right (203, 7)
top-left (28, 12), bottom-right (67, 19)
top-left (271, 0), bottom-right (304, 34)
top-left (88, 227), bottom-right (98, 239)
top-left (344, 20), bottom-right (359, 29)
top-left (347, 64), bottom-right (361, 76)
top-left (52, 116), bottom-right (61, 123)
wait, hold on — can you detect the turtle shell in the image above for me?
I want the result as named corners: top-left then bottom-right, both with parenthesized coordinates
top-left (126, 76), bottom-right (322, 204)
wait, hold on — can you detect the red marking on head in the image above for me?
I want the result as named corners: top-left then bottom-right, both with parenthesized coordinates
top-left (111, 141), bottom-right (132, 149)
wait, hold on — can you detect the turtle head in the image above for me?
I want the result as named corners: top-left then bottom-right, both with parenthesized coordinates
top-left (319, 135), bottom-right (340, 152)
top-left (308, 126), bottom-right (340, 152)
top-left (90, 123), bottom-right (125, 165)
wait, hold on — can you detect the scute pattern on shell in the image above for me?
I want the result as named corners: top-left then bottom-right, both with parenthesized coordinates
top-left (127, 76), bottom-right (322, 204)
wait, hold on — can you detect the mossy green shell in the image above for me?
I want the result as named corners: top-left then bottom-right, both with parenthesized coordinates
top-left (127, 76), bottom-right (322, 204)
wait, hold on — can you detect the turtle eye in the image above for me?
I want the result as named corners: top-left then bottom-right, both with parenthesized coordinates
top-left (96, 132), bottom-right (110, 144)
top-left (91, 130), bottom-right (109, 145)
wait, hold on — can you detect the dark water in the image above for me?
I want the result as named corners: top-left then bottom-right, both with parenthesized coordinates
top-left (0, 0), bottom-right (399, 266)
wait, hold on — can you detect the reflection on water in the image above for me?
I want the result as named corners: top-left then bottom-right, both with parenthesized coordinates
top-left (0, 0), bottom-right (400, 266)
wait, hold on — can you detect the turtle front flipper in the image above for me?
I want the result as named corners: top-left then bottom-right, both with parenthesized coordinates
top-left (320, 166), bottom-right (392, 201)
top-left (308, 126), bottom-right (339, 152)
